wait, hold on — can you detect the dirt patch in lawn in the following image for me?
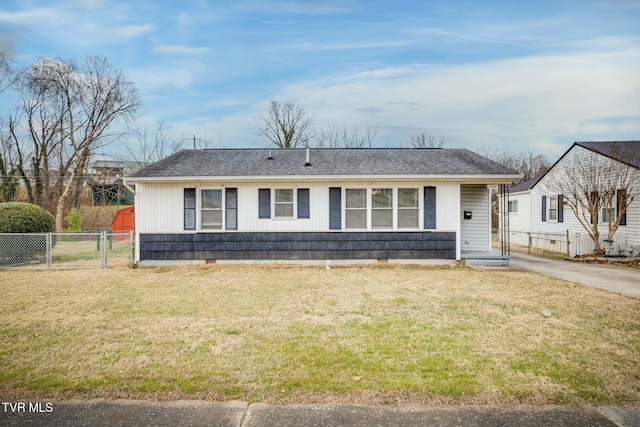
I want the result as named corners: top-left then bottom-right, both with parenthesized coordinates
top-left (1, 264), bottom-right (638, 406)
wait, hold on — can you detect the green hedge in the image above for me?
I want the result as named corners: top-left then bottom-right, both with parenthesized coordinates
top-left (0, 203), bottom-right (56, 265)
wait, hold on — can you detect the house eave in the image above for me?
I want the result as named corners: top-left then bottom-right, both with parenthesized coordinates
top-left (125, 174), bottom-right (522, 184)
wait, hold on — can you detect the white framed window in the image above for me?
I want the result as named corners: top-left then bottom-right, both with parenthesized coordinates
top-left (508, 200), bottom-right (518, 213)
top-left (274, 188), bottom-right (294, 218)
top-left (201, 189), bottom-right (223, 229)
top-left (372, 188), bottom-right (393, 229)
top-left (548, 196), bottom-right (558, 221)
top-left (602, 206), bottom-right (616, 223)
top-left (345, 187), bottom-right (421, 230)
top-left (346, 189), bottom-right (367, 229)
top-left (398, 188), bottom-right (419, 228)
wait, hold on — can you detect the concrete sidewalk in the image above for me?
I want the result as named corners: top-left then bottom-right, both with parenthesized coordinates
top-left (508, 251), bottom-right (640, 299)
top-left (1, 400), bottom-right (639, 427)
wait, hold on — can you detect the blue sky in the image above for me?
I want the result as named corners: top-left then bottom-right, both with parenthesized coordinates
top-left (1, 0), bottom-right (639, 159)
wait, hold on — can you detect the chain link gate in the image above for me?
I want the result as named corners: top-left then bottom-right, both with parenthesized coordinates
top-left (0, 231), bottom-right (134, 269)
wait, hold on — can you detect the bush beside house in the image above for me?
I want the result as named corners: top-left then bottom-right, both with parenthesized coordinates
top-left (0, 202), bottom-right (56, 265)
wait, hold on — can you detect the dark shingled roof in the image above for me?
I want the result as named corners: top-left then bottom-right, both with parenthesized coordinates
top-left (127, 148), bottom-right (519, 179)
top-left (509, 174), bottom-right (544, 194)
top-left (575, 141), bottom-right (640, 169)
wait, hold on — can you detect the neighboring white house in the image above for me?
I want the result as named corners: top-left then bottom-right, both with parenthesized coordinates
top-left (125, 148), bottom-right (520, 265)
top-left (501, 141), bottom-right (640, 256)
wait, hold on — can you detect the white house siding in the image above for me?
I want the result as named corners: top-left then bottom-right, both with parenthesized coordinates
top-left (522, 145), bottom-right (640, 251)
top-left (135, 180), bottom-right (461, 234)
top-left (460, 184), bottom-right (490, 251)
top-left (505, 191), bottom-right (532, 246)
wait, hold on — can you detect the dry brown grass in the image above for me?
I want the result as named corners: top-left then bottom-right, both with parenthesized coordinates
top-left (1, 264), bottom-right (638, 406)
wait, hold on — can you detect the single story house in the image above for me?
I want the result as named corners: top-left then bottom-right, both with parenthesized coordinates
top-left (501, 141), bottom-right (640, 255)
top-left (125, 148), bottom-right (520, 265)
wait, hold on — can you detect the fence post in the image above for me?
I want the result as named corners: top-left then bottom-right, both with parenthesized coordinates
top-left (46, 233), bottom-right (52, 270)
top-left (566, 230), bottom-right (570, 258)
top-left (96, 228), bottom-right (100, 251)
top-left (528, 232), bottom-right (531, 254)
top-left (101, 231), bottom-right (107, 268)
top-left (129, 231), bottom-right (134, 268)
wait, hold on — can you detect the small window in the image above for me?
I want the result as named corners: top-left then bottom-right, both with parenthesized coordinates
top-left (508, 200), bottom-right (518, 213)
top-left (372, 188), bottom-right (393, 229)
top-left (274, 189), bottom-right (294, 218)
top-left (201, 189), bottom-right (223, 229)
top-left (548, 196), bottom-right (558, 221)
top-left (602, 206), bottom-right (616, 223)
top-left (398, 188), bottom-right (419, 228)
top-left (346, 189), bottom-right (367, 229)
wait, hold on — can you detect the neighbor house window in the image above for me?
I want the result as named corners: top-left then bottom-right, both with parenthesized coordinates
top-left (548, 196), bottom-right (558, 221)
top-left (372, 188), bottom-right (393, 228)
top-left (346, 189), bottom-right (367, 229)
top-left (201, 189), bottom-right (223, 229)
top-left (602, 206), bottom-right (616, 223)
top-left (508, 200), bottom-right (518, 213)
top-left (398, 188), bottom-right (419, 228)
top-left (274, 189), bottom-right (294, 218)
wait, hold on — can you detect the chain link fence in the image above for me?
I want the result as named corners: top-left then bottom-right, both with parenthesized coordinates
top-left (0, 231), bottom-right (134, 269)
top-left (506, 230), bottom-right (632, 258)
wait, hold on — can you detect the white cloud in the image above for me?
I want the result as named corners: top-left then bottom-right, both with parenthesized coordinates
top-left (269, 45), bottom-right (640, 157)
top-left (115, 25), bottom-right (156, 41)
top-left (152, 45), bottom-right (214, 55)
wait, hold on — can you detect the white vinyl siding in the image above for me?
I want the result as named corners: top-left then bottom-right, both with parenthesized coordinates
top-left (134, 180), bottom-right (462, 234)
top-left (460, 184), bottom-right (490, 251)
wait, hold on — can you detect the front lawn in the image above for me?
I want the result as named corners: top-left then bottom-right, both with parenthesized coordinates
top-left (0, 264), bottom-right (638, 406)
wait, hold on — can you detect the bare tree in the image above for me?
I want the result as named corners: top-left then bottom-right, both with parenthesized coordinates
top-left (545, 147), bottom-right (640, 253)
top-left (13, 56), bottom-right (140, 230)
top-left (406, 132), bottom-right (445, 149)
top-left (256, 99), bottom-right (314, 148)
top-left (479, 148), bottom-right (550, 183)
top-left (315, 122), bottom-right (379, 148)
top-left (0, 53), bottom-right (19, 94)
top-left (125, 120), bottom-right (182, 165)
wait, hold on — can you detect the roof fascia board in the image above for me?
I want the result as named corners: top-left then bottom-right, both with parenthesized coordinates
top-left (125, 174), bottom-right (522, 184)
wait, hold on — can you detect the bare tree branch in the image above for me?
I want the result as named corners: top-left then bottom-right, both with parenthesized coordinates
top-left (256, 99), bottom-right (314, 148)
top-left (405, 132), bottom-right (445, 149)
top-left (544, 146), bottom-right (640, 253)
top-left (315, 123), bottom-right (379, 148)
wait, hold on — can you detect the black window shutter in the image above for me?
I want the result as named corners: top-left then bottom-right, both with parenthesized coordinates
top-left (558, 195), bottom-right (564, 223)
top-left (618, 189), bottom-right (627, 226)
top-left (258, 189), bottom-right (271, 218)
top-left (329, 187), bottom-right (341, 230)
top-left (541, 195), bottom-right (547, 222)
top-left (225, 188), bottom-right (237, 230)
top-left (424, 186), bottom-right (436, 229)
top-left (184, 188), bottom-right (196, 230)
top-left (297, 188), bottom-right (310, 219)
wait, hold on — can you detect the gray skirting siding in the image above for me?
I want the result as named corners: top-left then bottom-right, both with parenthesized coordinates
top-left (139, 231), bottom-right (456, 261)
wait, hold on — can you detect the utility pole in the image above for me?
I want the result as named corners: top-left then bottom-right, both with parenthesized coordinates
top-left (184, 135), bottom-right (205, 149)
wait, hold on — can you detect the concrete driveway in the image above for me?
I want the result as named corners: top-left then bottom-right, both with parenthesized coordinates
top-left (509, 252), bottom-right (640, 299)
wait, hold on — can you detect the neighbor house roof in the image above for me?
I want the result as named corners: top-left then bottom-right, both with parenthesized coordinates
top-left (575, 141), bottom-right (640, 169)
top-left (509, 174), bottom-right (544, 194)
top-left (126, 148), bottom-right (520, 181)
top-left (527, 141), bottom-right (640, 191)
